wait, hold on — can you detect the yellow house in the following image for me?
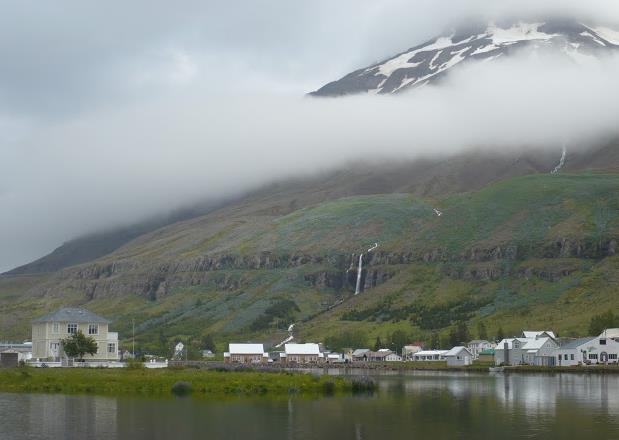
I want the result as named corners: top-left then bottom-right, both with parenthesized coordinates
top-left (32, 308), bottom-right (119, 361)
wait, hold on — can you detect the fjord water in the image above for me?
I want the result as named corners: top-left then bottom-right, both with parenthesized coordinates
top-left (1, 371), bottom-right (618, 440)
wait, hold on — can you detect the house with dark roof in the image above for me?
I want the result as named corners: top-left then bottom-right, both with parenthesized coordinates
top-left (31, 307), bottom-right (119, 362)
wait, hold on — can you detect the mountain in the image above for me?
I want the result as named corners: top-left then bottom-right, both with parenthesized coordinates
top-left (311, 19), bottom-right (619, 96)
top-left (3, 19), bottom-right (619, 352)
top-left (2, 141), bottom-right (619, 349)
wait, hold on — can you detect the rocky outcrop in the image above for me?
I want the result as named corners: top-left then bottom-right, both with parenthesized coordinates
top-left (543, 238), bottom-right (617, 259)
top-left (303, 272), bottom-right (345, 289)
top-left (34, 236), bottom-right (617, 301)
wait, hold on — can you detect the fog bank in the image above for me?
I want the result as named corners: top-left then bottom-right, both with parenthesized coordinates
top-left (2, 51), bottom-right (619, 271)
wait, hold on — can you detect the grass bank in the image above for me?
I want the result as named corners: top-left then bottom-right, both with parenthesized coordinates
top-left (344, 361), bottom-right (493, 372)
top-left (0, 367), bottom-right (360, 398)
top-left (505, 365), bottom-right (619, 374)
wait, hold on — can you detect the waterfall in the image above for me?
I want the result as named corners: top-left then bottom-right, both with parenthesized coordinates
top-left (354, 254), bottom-right (363, 295)
top-left (551, 144), bottom-right (567, 174)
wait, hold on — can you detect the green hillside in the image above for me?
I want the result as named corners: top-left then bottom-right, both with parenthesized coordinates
top-left (1, 172), bottom-right (618, 354)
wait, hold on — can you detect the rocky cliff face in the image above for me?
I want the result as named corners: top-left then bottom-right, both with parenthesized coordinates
top-left (30, 235), bottom-right (616, 301)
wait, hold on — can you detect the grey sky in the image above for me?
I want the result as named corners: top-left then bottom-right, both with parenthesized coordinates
top-left (1, 0), bottom-right (619, 271)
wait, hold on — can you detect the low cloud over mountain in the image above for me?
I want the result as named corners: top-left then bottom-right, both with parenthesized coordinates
top-left (2, 1), bottom-right (619, 271)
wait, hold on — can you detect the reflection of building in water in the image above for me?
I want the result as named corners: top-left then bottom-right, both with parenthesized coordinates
top-left (397, 371), bottom-right (619, 421)
top-left (494, 374), bottom-right (619, 417)
top-left (26, 394), bottom-right (117, 439)
top-left (401, 372), bottom-right (498, 398)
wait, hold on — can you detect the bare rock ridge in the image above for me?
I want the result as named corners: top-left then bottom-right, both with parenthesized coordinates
top-left (311, 19), bottom-right (619, 96)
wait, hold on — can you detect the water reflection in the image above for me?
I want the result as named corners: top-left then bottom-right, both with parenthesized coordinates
top-left (0, 393), bottom-right (117, 439)
top-left (1, 372), bottom-right (619, 440)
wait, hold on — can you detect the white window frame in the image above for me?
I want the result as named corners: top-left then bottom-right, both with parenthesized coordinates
top-left (52, 323), bottom-right (59, 333)
top-left (107, 343), bottom-right (116, 354)
top-left (88, 324), bottom-right (99, 335)
top-left (67, 323), bottom-right (78, 334)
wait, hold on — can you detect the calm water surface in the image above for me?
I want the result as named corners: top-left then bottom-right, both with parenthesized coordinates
top-left (1, 371), bottom-right (618, 440)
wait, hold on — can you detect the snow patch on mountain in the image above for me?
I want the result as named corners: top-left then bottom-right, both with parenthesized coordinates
top-left (311, 19), bottom-right (619, 97)
top-left (591, 26), bottom-right (619, 45)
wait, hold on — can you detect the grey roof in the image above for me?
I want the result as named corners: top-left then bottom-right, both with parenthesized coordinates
top-left (352, 348), bottom-right (370, 356)
top-left (32, 307), bottom-right (110, 324)
top-left (559, 337), bottom-right (596, 350)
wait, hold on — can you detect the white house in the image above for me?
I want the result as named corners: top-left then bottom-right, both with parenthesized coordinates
top-left (224, 343), bottom-right (268, 364)
top-left (466, 340), bottom-right (496, 359)
top-left (31, 308), bottom-right (119, 362)
top-left (495, 330), bottom-right (558, 366)
top-left (521, 337), bottom-right (558, 366)
top-left (284, 343), bottom-right (322, 364)
top-left (445, 346), bottom-right (473, 366)
top-left (555, 333), bottom-right (619, 366)
top-left (522, 331), bottom-right (556, 339)
top-left (385, 352), bottom-right (403, 362)
top-left (412, 350), bottom-right (449, 361)
top-left (600, 328), bottom-right (619, 342)
top-left (326, 353), bottom-right (345, 363)
top-left (402, 345), bottom-right (422, 360)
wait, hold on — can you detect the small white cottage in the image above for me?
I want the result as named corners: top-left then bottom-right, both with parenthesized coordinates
top-left (445, 346), bottom-right (473, 366)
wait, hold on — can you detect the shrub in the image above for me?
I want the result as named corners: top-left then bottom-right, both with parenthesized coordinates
top-left (171, 381), bottom-right (193, 396)
top-left (351, 376), bottom-right (377, 394)
top-left (322, 380), bottom-right (336, 395)
top-left (287, 386), bottom-right (299, 395)
top-left (126, 359), bottom-right (145, 370)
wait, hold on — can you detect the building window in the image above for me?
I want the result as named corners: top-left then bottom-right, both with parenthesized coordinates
top-left (589, 354), bottom-right (598, 360)
top-left (88, 324), bottom-right (98, 335)
top-left (564, 354), bottom-right (568, 361)
top-left (50, 342), bottom-right (59, 352)
top-left (600, 339), bottom-right (607, 345)
top-left (67, 323), bottom-right (77, 334)
top-left (609, 354), bottom-right (618, 360)
top-left (53, 323), bottom-right (59, 333)
top-left (571, 354), bottom-right (575, 360)
top-left (107, 343), bottom-right (116, 353)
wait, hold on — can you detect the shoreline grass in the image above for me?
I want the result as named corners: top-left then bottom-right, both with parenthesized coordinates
top-left (504, 365), bottom-right (619, 374)
top-left (0, 367), bottom-right (357, 398)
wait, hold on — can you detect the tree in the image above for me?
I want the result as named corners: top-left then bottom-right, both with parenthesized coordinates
top-left (496, 326), bottom-right (505, 342)
top-left (439, 334), bottom-right (451, 350)
top-left (589, 311), bottom-right (619, 336)
top-left (62, 330), bottom-right (98, 361)
top-left (477, 321), bottom-right (488, 340)
top-left (388, 330), bottom-right (409, 354)
top-left (325, 331), bottom-right (368, 352)
top-left (201, 334), bottom-right (217, 353)
top-left (449, 322), bottom-right (470, 347)
top-left (430, 332), bottom-right (440, 349)
top-left (157, 328), bottom-right (169, 356)
top-left (373, 336), bottom-right (383, 351)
